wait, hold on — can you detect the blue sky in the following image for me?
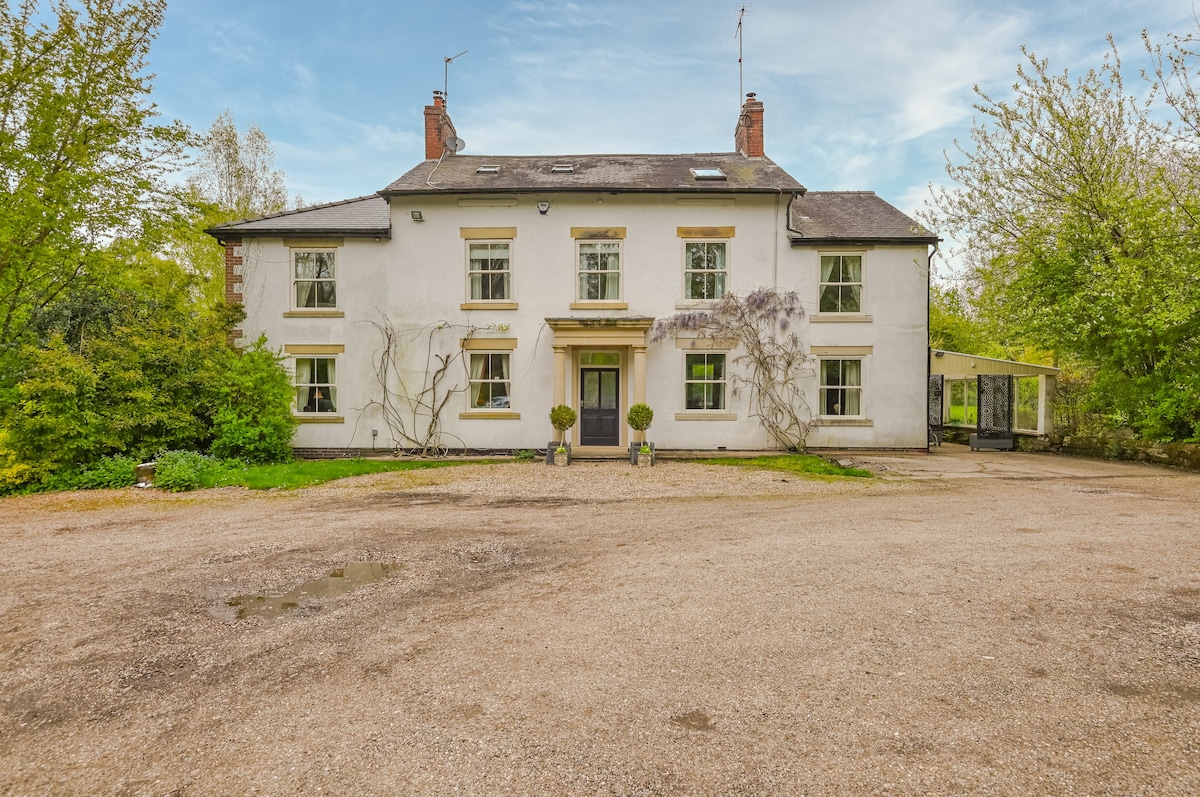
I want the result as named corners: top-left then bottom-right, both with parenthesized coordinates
top-left (150, 0), bottom-right (1193, 218)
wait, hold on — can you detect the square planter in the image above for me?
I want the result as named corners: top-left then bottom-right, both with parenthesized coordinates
top-left (630, 442), bottom-right (654, 466)
top-left (547, 442), bottom-right (570, 466)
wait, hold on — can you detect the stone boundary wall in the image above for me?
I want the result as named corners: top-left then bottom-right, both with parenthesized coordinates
top-left (938, 428), bottom-right (1200, 471)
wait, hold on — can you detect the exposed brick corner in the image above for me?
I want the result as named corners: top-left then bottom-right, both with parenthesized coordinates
top-left (734, 93), bottom-right (765, 158)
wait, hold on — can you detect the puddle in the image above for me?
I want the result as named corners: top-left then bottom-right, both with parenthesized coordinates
top-left (670, 710), bottom-right (714, 731)
top-left (227, 562), bottom-right (402, 619)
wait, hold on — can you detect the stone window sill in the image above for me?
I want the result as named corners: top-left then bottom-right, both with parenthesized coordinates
top-left (569, 301), bottom-right (628, 310)
top-left (675, 412), bottom-right (738, 421)
top-left (809, 314), bottom-right (873, 323)
top-left (459, 411), bottom-right (522, 420)
top-left (296, 415), bottom-right (345, 424)
top-left (284, 310), bottom-right (345, 318)
top-left (461, 302), bottom-right (518, 311)
top-left (814, 418), bottom-right (874, 427)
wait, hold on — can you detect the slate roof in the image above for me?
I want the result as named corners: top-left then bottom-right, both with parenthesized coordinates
top-left (205, 195), bottom-right (391, 239)
top-left (380, 153), bottom-right (806, 195)
top-left (789, 191), bottom-right (938, 245)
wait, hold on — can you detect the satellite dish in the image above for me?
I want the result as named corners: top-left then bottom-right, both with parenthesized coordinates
top-left (445, 136), bottom-right (466, 153)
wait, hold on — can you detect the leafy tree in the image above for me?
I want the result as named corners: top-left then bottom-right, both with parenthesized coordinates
top-left (188, 109), bottom-right (291, 220)
top-left (0, 0), bottom-right (191, 349)
top-left (928, 43), bottom-right (1200, 440)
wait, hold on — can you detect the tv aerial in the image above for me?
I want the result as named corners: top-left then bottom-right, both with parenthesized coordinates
top-left (443, 49), bottom-right (468, 104)
top-left (735, 4), bottom-right (751, 107)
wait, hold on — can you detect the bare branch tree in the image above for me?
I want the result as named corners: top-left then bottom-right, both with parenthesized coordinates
top-left (651, 288), bottom-right (814, 451)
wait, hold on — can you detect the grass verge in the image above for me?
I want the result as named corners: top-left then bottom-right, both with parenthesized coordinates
top-left (203, 458), bottom-right (496, 490)
top-left (686, 454), bottom-right (873, 479)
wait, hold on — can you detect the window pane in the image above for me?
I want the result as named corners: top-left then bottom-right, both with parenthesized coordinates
top-left (316, 281), bottom-right (336, 307)
top-left (841, 256), bottom-right (861, 282)
top-left (842, 359), bottom-right (861, 386)
top-left (686, 383), bottom-right (707, 410)
top-left (819, 286), bottom-right (841, 313)
top-left (820, 256), bottom-right (839, 282)
top-left (841, 285), bottom-right (861, 313)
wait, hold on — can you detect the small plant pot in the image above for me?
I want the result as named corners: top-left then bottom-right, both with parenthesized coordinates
top-left (631, 442), bottom-right (654, 467)
top-left (547, 442), bottom-right (570, 466)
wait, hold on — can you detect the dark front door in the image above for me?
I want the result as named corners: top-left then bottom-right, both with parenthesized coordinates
top-left (580, 368), bottom-right (620, 446)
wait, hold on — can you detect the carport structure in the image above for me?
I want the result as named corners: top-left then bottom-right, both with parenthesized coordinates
top-left (929, 350), bottom-right (1060, 444)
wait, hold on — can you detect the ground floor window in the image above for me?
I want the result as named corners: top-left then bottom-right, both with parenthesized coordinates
top-left (819, 359), bottom-right (862, 416)
top-left (469, 353), bottom-right (511, 409)
top-left (295, 357), bottom-right (337, 413)
top-left (947, 378), bottom-right (978, 426)
top-left (685, 353), bottom-right (726, 410)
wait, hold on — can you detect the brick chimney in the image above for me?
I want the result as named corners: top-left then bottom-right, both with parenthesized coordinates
top-left (424, 91), bottom-right (459, 159)
top-left (734, 92), bottom-right (765, 158)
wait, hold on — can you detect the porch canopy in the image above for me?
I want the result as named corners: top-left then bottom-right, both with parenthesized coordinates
top-left (930, 350), bottom-right (1060, 436)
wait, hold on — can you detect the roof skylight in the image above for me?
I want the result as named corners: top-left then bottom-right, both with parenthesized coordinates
top-left (475, 165), bottom-right (501, 175)
top-left (550, 164), bottom-right (574, 173)
top-left (691, 168), bottom-right (726, 180)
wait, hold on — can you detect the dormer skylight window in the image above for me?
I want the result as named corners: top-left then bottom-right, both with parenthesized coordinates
top-left (691, 168), bottom-right (726, 181)
top-left (476, 165), bottom-right (501, 175)
top-left (550, 164), bottom-right (574, 173)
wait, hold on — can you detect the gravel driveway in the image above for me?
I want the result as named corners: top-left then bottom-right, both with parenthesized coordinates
top-left (1, 446), bottom-right (1198, 795)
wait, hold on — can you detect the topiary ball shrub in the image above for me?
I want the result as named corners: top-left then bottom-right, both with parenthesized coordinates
top-left (549, 404), bottom-right (578, 432)
top-left (626, 403), bottom-right (654, 436)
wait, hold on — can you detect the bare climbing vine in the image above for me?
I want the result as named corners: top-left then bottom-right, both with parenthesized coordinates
top-left (652, 288), bottom-right (815, 451)
top-left (362, 318), bottom-right (489, 456)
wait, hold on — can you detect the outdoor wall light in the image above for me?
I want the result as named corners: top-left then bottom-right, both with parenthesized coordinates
top-left (537, 201), bottom-right (550, 215)
top-left (410, 210), bottom-right (424, 222)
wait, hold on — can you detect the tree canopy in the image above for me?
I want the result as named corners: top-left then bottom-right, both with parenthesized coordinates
top-left (928, 39), bottom-right (1200, 441)
top-left (0, 0), bottom-right (191, 349)
top-left (0, 0), bottom-right (299, 491)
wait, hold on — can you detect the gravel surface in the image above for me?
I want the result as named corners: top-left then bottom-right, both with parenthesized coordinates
top-left (1, 447), bottom-right (1198, 795)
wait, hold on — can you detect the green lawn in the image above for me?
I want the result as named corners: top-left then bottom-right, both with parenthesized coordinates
top-left (203, 458), bottom-right (497, 490)
top-left (685, 454), bottom-right (873, 479)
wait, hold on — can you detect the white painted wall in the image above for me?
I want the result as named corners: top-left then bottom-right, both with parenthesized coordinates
top-left (239, 192), bottom-right (930, 451)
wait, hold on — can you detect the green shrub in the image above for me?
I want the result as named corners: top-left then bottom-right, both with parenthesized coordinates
top-left (209, 337), bottom-right (297, 463)
top-left (0, 337), bottom-right (102, 482)
top-left (154, 450), bottom-right (225, 492)
top-left (73, 455), bottom-right (140, 489)
top-left (514, 449), bottom-right (536, 462)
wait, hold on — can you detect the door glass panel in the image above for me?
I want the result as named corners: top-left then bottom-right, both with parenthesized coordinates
top-left (600, 370), bottom-right (617, 409)
top-left (582, 371), bottom-right (599, 409)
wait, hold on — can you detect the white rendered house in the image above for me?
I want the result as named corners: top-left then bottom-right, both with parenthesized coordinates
top-left (209, 93), bottom-right (938, 455)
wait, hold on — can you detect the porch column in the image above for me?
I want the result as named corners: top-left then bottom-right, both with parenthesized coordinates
top-left (553, 346), bottom-right (568, 406)
top-left (632, 345), bottom-right (647, 404)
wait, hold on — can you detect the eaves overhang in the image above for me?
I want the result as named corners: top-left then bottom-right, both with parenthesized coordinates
top-left (204, 226), bottom-right (391, 242)
top-left (789, 235), bottom-right (941, 247)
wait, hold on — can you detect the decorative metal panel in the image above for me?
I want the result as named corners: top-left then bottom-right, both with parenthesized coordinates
top-left (928, 374), bottom-right (944, 430)
top-left (977, 374), bottom-right (1014, 439)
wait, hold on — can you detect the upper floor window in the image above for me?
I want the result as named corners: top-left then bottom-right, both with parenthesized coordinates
top-left (684, 241), bottom-right (727, 300)
top-left (295, 356), bottom-right (337, 413)
top-left (294, 250), bottom-right (336, 309)
top-left (468, 241), bottom-right (511, 300)
top-left (819, 359), bottom-right (862, 416)
top-left (577, 241), bottom-right (621, 301)
top-left (685, 352), bottom-right (727, 410)
top-left (819, 254), bottom-right (862, 313)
